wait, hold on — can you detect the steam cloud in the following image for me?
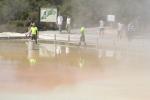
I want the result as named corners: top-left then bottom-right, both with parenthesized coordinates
top-left (70, 0), bottom-right (150, 29)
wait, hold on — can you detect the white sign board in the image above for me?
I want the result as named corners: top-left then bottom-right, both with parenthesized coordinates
top-left (107, 15), bottom-right (115, 22)
top-left (40, 8), bottom-right (57, 22)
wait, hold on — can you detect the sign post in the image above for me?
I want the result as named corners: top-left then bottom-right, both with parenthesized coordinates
top-left (107, 15), bottom-right (116, 28)
top-left (107, 15), bottom-right (115, 22)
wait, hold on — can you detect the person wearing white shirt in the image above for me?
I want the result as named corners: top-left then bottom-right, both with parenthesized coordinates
top-left (99, 20), bottom-right (105, 39)
top-left (117, 22), bottom-right (123, 40)
top-left (57, 15), bottom-right (63, 32)
top-left (66, 16), bottom-right (71, 33)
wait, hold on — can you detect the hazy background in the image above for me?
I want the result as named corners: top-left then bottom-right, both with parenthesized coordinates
top-left (71, 0), bottom-right (150, 28)
top-left (0, 0), bottom-right (149, 32)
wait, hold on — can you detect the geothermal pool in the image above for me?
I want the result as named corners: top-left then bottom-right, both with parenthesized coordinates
top-left (0, 40), bottom-right (149, 100)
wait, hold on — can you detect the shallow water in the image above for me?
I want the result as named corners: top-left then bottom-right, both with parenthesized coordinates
top-left (0, 40), bottom-right (149, 100)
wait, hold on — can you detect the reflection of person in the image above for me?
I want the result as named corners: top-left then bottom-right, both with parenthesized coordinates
top-left (29, 23), bottom-right (39, 44)
top-left (29, 58), bottom-right (37, 65)
top-left (79, 27), bottom-right (86, 46)
top-left (79, 57), bottom-right (85, 68)
top-left (99, 20), bottom-right (104, 38)
top-left (57, 15), bottom-right (63, 33)
top-left (66, 16), bottom-right (71, 33)
top-left (27, 41), bottom-right (37, 66)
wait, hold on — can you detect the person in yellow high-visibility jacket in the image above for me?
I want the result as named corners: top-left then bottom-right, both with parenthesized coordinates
top-left (79, 27), bottom-right (86, 46)
top-left (29, 23), bottom-right (38, 44)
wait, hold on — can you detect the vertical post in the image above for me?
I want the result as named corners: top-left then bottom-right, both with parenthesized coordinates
top-left (68, 34), bottom-right (70, 42)
top-left (97, 33), bottom-right (99, 49)
top-left (54, 34), bottom-right (56, 43)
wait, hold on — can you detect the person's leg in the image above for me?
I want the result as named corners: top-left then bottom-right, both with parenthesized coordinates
top-left (100, 29), bottom-right (103, 39)
top-left (102, 28), bottom-right (104, 39)
top-left (66, 25), bottom-right (68, 33)
top-left (60, 25), bottom-right (62, 32)
top-left (35, 34), bottom-right (38, 44)
top-left (31, 35), bottom-right (34, 40)
top-left (117, 31), bottom-right (121, 40)
top-left (59, 25), bottom-right (61, 32)
top-left (79, 35), bottom-right (83, 45)
top-left (68, 25), bottom-right (71, 33)
top-left (100, 30), bottom-right (102, 39)
top-left (32, 35), bottom-right (37, 44)
top-left (82, 34), bottom-right (86, 45)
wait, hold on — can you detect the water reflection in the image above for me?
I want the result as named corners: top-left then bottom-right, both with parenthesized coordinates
top-left (39, 44), bottom-right (56, 57)
top-left (26, 40), bottom-right (38, 66)
top-left (34, 43), bottom-right (101, 69)
top-left (27, 40), bottom-right (33, 59)
top-left (36, 42), bottom-right (122, 67)
top-left (65, 46), bottom-right (70, 54)
top-left (0, 40), bottom-right (149, 94)
top-left (0, 40), bottom-right (142, 68)
top-left (56, 45), bottom-right (62, 55)
top-left (79, 56), bottom-right (85, 68)
top-left (98, 48), bottom-right (117, 59)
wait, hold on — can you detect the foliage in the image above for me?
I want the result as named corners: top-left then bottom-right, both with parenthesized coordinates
top-left (0, 0), bottom-right (149, 29)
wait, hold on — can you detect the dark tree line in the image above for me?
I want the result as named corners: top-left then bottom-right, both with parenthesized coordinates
top-left (0, 0), bottom-right (149, 31)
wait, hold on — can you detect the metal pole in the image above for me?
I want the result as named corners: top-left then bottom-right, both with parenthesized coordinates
top-left (54, 34), bottom-right (56, 43)
top-left (68, 34), bottom-right (70, 42)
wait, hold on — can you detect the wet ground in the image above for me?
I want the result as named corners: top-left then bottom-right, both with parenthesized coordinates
top-left (0, 39), bottom-right (149, 100)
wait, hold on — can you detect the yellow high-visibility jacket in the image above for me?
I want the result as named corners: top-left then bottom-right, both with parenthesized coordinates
top-left (31, 27), bottom-right (38, 35)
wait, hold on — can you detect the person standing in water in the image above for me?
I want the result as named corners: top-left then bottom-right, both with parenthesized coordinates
top-left (99, 20), bottom-right (105, 39)
top-left (79, 26), bottom-right (86, 46)
top-left (66, 16), bottom-right (71, 33)
top-left (117, 22), bottom-right (123, 40)
top-left (29, 23), bottom-right (39, 44)
top-left (57, 14), bottom-right (63, 33)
